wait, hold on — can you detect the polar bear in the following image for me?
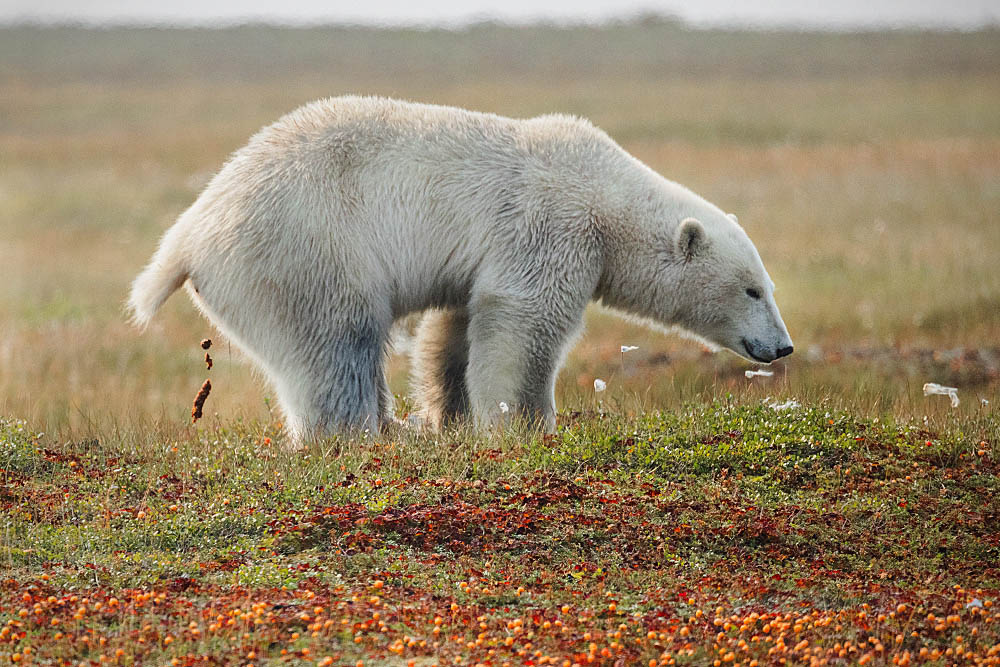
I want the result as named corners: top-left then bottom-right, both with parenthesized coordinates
top-left (129, 95), bottom-right (792, 442)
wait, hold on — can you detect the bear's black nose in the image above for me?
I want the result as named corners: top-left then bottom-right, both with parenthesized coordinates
top-left (775, 345), bottom-right (794, 359)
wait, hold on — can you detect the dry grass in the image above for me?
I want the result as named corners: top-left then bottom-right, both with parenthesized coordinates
top-left (1, 23), bottom-right (998, 436)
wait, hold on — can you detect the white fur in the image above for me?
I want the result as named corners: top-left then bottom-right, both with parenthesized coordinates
top-left (129, 95), bottom-right (792, 443)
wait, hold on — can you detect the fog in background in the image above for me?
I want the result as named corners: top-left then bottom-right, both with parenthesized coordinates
top-left (3, 0), bottom-right (998, 28)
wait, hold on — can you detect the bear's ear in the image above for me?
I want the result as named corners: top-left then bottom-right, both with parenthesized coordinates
top-left (676, 217), bottom-right (707, 261)
top-left (727, 213), bottom-right (739, 225)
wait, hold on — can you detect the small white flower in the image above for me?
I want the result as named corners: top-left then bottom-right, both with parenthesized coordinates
top-left (498, 401), bottom-right (510, 413)
top-left (593, 378), bottom-right (607, 393)
top-left (767, 398), bottom-right (800, 411)
top-left (620, 345), bottom-right (639, 353)
top-left (923, 382), bottom-right (960, 408)
top-left (982, 398), bottom-right (990, 406)
top-left (745, 369), bottom-right (774, 379)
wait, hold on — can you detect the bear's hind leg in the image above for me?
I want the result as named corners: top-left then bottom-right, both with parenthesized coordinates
top-left (410, 308), bottom-right (471, 428)
top-left (277, 321), bottom-right (389, 444)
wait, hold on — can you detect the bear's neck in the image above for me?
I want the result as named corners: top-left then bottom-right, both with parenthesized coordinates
top-left (590, 173), bottom-right (707, 327)
top-left (594, 241), bottom-right (684, 326)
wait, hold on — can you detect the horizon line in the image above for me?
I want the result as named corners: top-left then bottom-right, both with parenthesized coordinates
top-left (2, 11), bottom-right (998, 33)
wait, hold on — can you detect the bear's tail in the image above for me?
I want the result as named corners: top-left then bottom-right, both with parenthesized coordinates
top-left (127, 226), bottom-right (189, 327)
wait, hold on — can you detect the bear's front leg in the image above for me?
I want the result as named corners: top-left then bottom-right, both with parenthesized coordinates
top-left (465, 293), bottom-right (584, 431)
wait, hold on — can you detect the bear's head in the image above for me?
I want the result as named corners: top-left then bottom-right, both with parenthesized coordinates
top-left (670, 212), bottom-right (793, 363)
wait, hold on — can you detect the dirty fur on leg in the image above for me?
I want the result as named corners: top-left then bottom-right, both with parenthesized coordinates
top-left (411, 308), bottom-right (470, 428)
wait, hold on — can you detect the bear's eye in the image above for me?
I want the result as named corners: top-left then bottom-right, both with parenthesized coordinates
top-left (746, 288), bottom-right (761, 300)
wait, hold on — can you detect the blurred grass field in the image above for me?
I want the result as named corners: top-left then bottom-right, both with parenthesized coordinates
top-left (1, 22), bottom-right (999, 436)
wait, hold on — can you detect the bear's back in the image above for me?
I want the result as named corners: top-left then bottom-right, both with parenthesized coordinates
top-left (238, 96), bottom-right (619, 184)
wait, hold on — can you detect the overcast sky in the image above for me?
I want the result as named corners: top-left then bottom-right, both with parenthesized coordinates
top-left (3, 0), bottom-right (998, 28)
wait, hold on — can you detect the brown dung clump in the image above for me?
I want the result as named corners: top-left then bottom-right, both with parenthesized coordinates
top-left (204, 352), bottom-right (213, 370)
top-left (191, 379), bottom-right (211, 422)
top-left (200, 338), bottom-right (212, 350)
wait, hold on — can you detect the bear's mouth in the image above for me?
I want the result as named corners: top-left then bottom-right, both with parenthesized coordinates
top-left (741, 338), bottom-right (772, 363)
